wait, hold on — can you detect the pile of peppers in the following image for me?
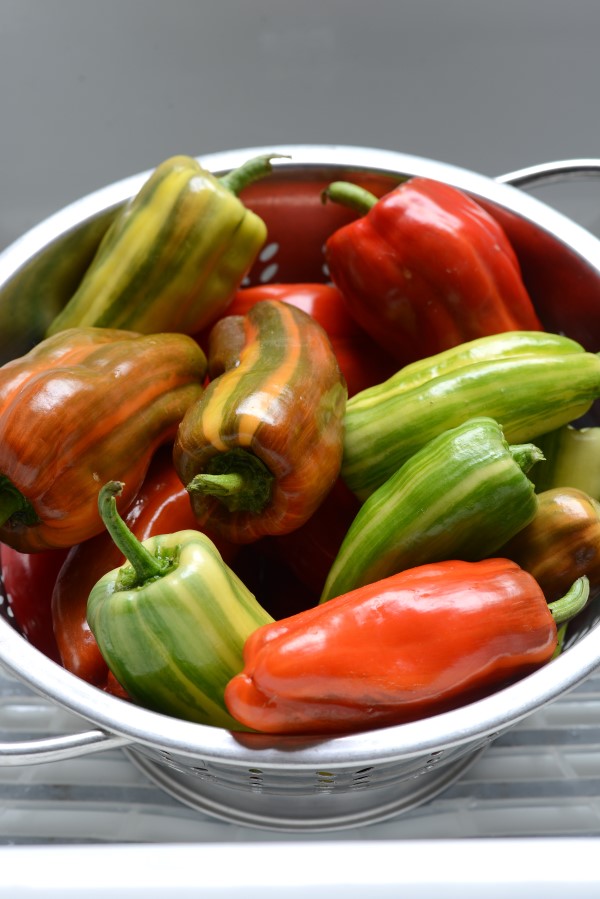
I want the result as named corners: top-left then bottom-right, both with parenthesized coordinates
top-left (0, 150), bottom-right (599, 738)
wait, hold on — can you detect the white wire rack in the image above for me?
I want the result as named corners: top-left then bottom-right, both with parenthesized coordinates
top-left (0, 665), bottom-right (598, 845)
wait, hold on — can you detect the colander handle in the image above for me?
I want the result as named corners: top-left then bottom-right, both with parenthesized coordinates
top-left (0, 729), bottom-right (130, 766)
top-left (496, 158), bottom-right (600, 188)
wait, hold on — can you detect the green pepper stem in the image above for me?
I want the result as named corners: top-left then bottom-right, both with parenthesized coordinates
top-left (548, 575), bottom-right (590, 626)
top-left (0, 490), bottom-right (24, 528)
top-left (509, 443), bottom-right (545, 474)
top-left (551, 621), bottom-right (569, 659)
top-left (187, 448), bottom-right (274, 514)
top-left (98, 481), bottom-right (170, 584)
top-left (219, 154), bottom-right (289, 196)
top-left (0, 476), bottom-right (38, 528)
top-left (321, 181), bottom-right (379, 215)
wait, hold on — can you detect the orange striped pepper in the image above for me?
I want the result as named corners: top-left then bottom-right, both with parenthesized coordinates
top-left (174, 299), bottom-right (347, 543)
top-left (0, 327), bottom-right (206, 551)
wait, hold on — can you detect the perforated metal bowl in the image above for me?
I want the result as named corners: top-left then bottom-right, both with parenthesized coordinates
top-left (1, 145), bottom-right (600, 833)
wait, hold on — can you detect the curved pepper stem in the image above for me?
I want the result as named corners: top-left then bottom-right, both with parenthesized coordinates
top-left (186, 448), bottom-right (274, 514)
top-left (219, 154), bottom-right (289, 197)
top-left (548, 575), bottom-right (590, 626)
top-left (98, 481), bottom-right (172, 587)
top-left (321, 181), bottom-right (379, 215)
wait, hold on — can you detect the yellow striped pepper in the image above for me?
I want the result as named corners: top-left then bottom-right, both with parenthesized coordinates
top-left (46, 154), bottom-right (276, 338)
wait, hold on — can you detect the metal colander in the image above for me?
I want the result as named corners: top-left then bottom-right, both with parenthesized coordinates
top-left (1, 146), bottom-right (600, 833)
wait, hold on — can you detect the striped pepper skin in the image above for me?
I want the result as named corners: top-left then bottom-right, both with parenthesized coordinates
top-left (343, 331), bottom-right (600, 499)
top-left (174, 299), bottom-right (347, 543)
top-left (321, 417), bottom-right (541, 602)
top-left (199, 282), bottom-right (397, 397)
top-left (46, 154), bottom-right (273, 338)
top-left (501, 487), bottom-right (600, 603)
top-left (87, 483), bottom-right (273, 728)
top-left (0, 327), bottom-right (206, 552)
top-left (226, 559), bottom-right (586, 736)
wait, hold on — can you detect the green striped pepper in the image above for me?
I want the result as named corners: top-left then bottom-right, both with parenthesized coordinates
top-left (343, 331), bottom-right (600, 499)
top-left (321, 417), bottom-right (541, 602)
top-left (46, 154), bottom-right (277, 338)
top-left (174, 299), bottom-right (347, 543)
top-left (87, 481), bottom-right (273, 729)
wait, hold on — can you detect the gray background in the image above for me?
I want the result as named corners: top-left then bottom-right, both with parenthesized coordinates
top-left (2, 0), bottom-right (600, 252)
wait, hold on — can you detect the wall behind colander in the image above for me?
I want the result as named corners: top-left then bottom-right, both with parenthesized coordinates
top-left (2, 0), bottom-right (600, 251)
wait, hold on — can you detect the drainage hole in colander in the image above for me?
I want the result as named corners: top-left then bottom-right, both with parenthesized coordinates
top-left (315, 770), bottom-right (336, 791)
top-left (258, 242), bottom-right (279, 262)
top-left (247, 767), bottom-right (264, 791)
top-left (351, 766), bottom-right (374, 789)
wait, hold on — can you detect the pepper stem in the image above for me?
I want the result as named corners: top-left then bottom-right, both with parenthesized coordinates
top-left (0, 476), bottom-right (38, 528)
top-left (219, 154), bottom-right (289, 196)
top-left (547, 575), bottom-right (590, 626)
top-left (187, 448), bottom-right (274, 514)
top-left (98, 481), bottom-right (171, 585)
top-left (321, 181), bottom-right (379, 215)
top-left (551, 621), bottom-right (569, 660)
top-left (509, 443), bottom-right (545, 474)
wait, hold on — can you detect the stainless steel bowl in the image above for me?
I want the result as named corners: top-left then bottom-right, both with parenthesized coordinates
top-left (1, 145), bottom-right (600, 833)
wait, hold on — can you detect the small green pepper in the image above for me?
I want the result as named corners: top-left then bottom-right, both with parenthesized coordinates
top-left (321, 417), bottom-right (542, 602)
top-left (86, 481), bottom-right (273, 729)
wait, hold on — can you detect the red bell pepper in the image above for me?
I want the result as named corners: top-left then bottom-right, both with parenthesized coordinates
top-left (197, 283), bottom-right (397, 397)
top-left (322, 178), bottom-right (543, 366)
top-left (225, 558), bottom-right (588, 735)
top-left (0, 544), bottom-right (67, 662)
top-left (51, 449), bottom-right (238, 693)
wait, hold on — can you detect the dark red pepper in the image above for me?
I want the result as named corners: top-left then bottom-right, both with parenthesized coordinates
top-left (322, 178), bottom-right (543, 366)
top-left (266, 476), bottom-right (360, 596)
top-left (0, 544), bottom-right (67, 662)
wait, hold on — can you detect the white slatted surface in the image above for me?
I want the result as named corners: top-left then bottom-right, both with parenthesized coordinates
top-left (0, 668), bottom-right (598, 844)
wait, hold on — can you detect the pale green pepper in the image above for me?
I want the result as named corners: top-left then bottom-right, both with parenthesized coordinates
top-left (531, 425), bottom-right (600, 501)
top-left (86, 481), bottom-right (273, 729)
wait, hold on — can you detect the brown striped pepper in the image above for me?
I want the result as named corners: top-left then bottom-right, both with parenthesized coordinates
top-left (173, 299), bottom-right (347, 543)
top-left (0, 327), bottom-right (206, 552)
top-left (500, 487), bottom-right (600, 602)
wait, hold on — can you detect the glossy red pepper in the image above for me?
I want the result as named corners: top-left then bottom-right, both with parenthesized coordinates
top-left (202, 283), bottom-right (397, 397)
top-left (322, 178), bottom-right (543, 366)
top-left (51, 450), bottom-right (238, 692)
top-left (0, 544), bottom-right (67, 662)
top-left (225, 558), bottom-right (586, 735)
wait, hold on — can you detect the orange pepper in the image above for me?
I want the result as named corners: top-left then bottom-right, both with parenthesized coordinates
top-left (225, 558), bottom-right (582, 736)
